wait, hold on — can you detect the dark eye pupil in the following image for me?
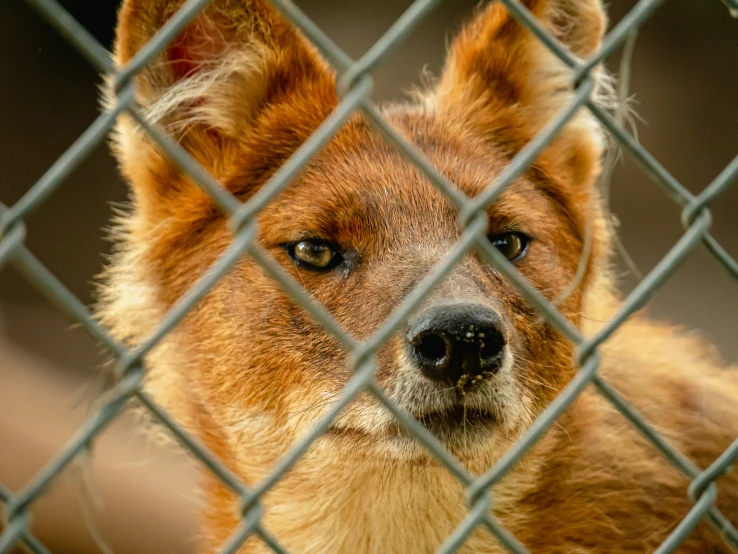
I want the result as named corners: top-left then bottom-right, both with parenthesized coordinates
top-left (293, 241), bottom-right (336, 268)
top-left (490, 233), bottom-right (526, 261)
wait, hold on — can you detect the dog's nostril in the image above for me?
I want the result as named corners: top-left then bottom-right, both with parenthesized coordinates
top-left (479, 336), bottom-right (504, 364)
top-left (416, 332), bottom-right (449, 364)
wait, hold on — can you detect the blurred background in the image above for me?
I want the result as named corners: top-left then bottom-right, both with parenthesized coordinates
top-left (1, 0), bottom-right (737, 552)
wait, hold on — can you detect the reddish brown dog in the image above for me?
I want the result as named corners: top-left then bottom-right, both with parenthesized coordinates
top-left (99, 0), bottom-right (738, 552)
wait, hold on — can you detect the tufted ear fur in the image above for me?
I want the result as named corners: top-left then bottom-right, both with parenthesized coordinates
top-left (431, 0), bottom-right (609, 195)
top-left (107, 0), bottom-right (336, 218)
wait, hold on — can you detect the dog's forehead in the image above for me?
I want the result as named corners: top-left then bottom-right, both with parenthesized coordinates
top-left (294, 113), bottom-right (509, 208)
top-left (256, 110), bottom-right (556, 249)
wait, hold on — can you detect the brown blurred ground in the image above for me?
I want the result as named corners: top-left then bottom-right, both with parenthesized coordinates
top-left (1, 0), bottom-right (737, 552)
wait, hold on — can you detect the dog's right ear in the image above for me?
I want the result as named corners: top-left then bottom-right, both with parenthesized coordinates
top-left (108, 0), bottom-right (336, 217)
top-left (431, 0), bottom-right (608, 195)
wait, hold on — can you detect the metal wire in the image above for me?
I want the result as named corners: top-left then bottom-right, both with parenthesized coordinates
top-left (1, 0), bottom-right (737, 552)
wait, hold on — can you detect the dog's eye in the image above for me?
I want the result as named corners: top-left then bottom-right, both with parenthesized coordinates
top-left (489, 232), bottom-right (529, 262)
top-left (288, 240), bottom-right (342, 270)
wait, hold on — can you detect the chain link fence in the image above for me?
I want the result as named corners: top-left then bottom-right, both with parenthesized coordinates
top-left (1, 0), bottom-right (738, 552)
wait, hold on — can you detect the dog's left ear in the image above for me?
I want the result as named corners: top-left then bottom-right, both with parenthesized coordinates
top-left (107, 0), bottom-right (336, 221)
top-left (432, 0), bottom-right (608, 191)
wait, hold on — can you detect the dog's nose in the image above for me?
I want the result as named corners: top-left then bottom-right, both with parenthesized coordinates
top-left (407, 303), bottom-right (506, 385)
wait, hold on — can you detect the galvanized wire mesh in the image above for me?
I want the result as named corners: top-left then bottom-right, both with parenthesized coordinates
top-left (2, 0), bottom-right (738, 552)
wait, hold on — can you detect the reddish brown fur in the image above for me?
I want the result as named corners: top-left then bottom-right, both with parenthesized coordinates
top-left (99, 0), bottom-right (738, 552)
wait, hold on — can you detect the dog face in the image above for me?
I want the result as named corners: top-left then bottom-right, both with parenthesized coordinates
top-left (104, 0), bottom-right (609, 467)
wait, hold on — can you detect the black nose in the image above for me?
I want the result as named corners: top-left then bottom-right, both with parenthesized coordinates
top-left (407, 303), bottom-right (506, 385)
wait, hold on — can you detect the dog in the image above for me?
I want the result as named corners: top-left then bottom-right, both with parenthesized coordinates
top-left (99, 0), bottom-right (738, 551)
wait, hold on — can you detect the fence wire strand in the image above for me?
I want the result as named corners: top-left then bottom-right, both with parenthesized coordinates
top-left (2, 0), bottom-right (737, 552)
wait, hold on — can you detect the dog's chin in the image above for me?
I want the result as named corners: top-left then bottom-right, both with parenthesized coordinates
top-left (411, 404), bottom-right (498, 441)
top-left (395, 405), bottom-right (501, 459)
top-left (326, 404), bottom-right (503, 463)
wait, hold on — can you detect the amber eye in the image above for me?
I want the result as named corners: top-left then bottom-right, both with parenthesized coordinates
top-left (288, 240), bottom-right (342, 270)
top-left (489, 232), bottom-right (529, 261)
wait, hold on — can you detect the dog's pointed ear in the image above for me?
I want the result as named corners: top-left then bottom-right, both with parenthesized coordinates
top-left (108, 0), bottom-right (336, 214)
top-left (432, 0), bottom-right (608, 189)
